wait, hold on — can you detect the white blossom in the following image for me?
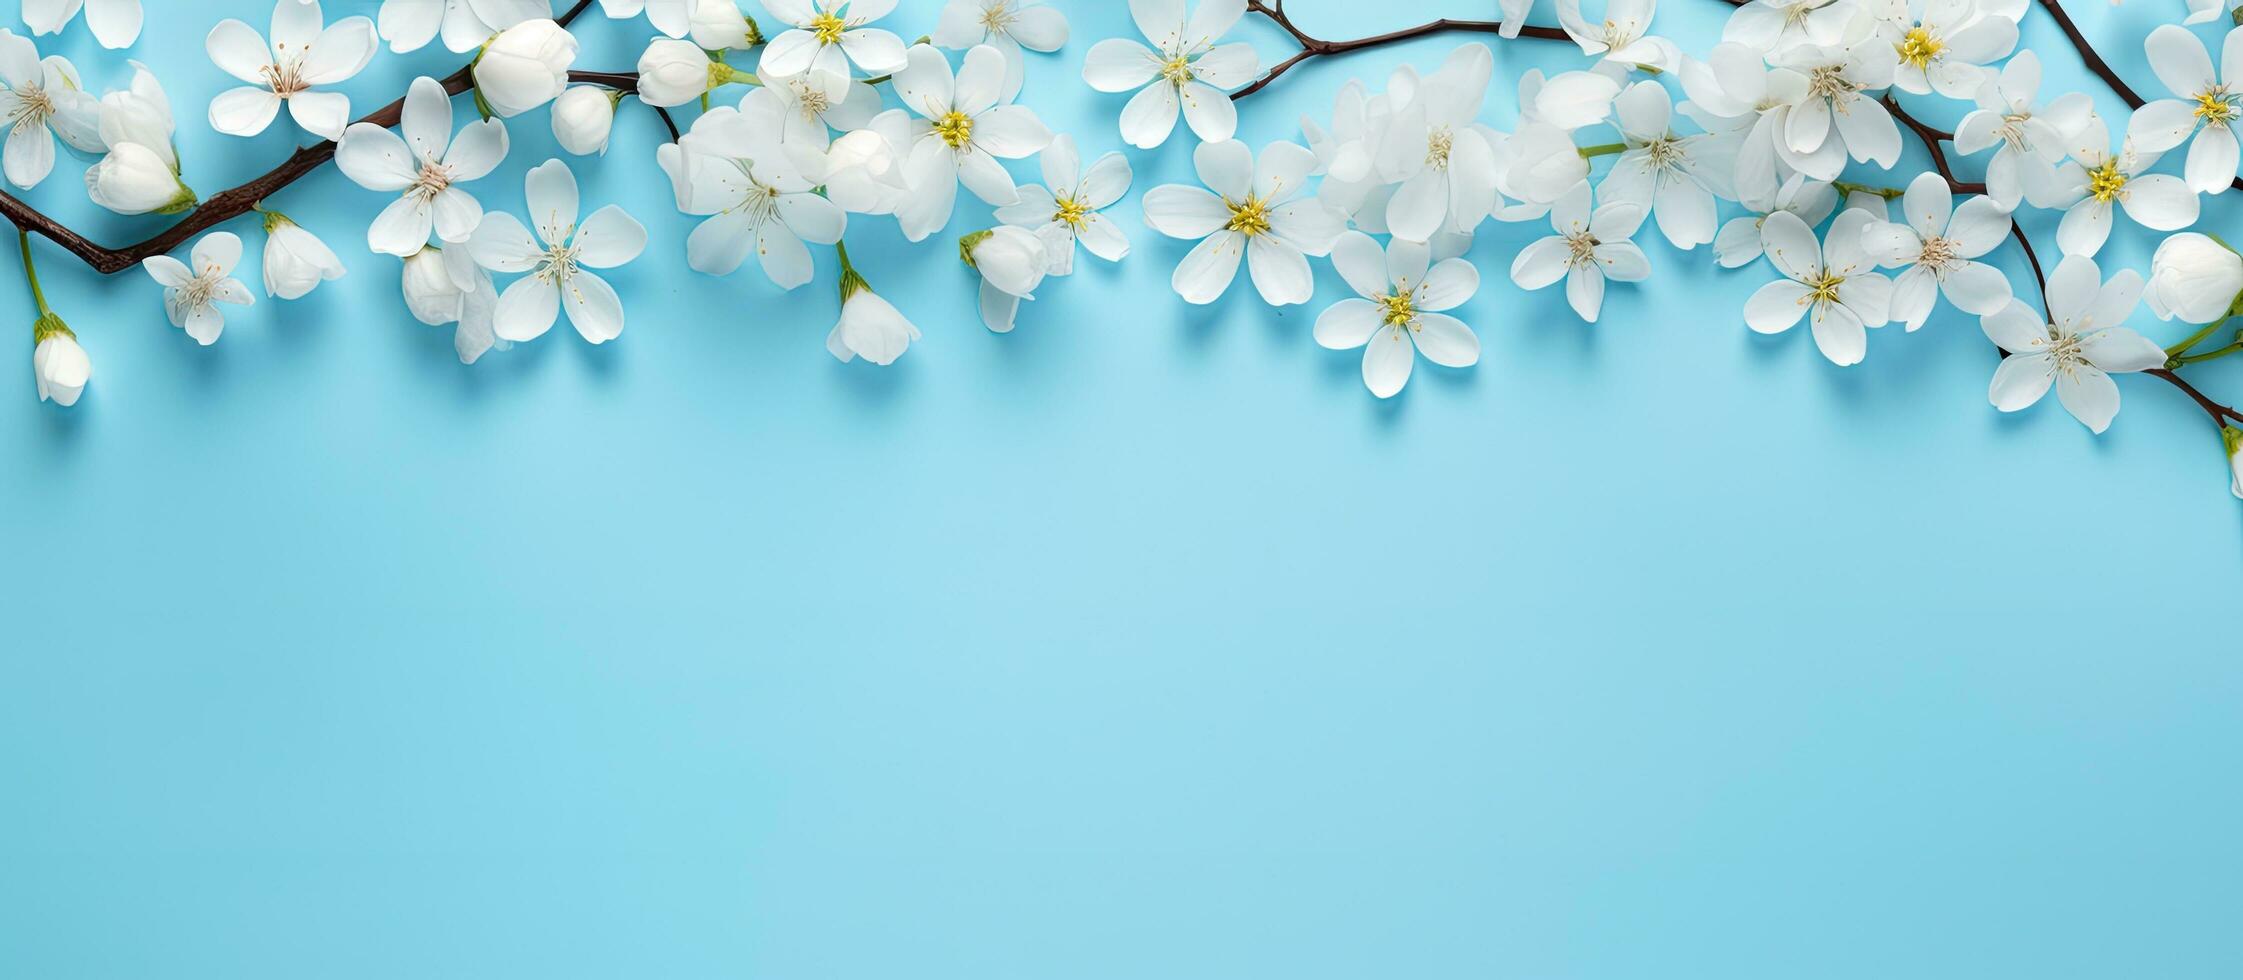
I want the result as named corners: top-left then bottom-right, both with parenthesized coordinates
top-left (1317, 232), bottom-right (1480, 398)
top-left (1375, 44), bottom-right (1499, 242)
top-left (467, 159), bottom-right (647, 344)
top-left (1744, 207), bottom-right (1893, 366)
top-left (1141, 138), bottom-right (1344, 306)
top-left (1082, 0), bottom-right (1260, 149)
top-left (260, 210), bottom-right (347, 300)
top-left (1980, 255), bottom-right (2163, 433)
top-left (1600, 79), bottom-right (1735, 249)
top-left (1557, 0), bottom-right (1681, 72)
top-left (826, 277), bottom-right (920, 365)
top-left (401, 244), bottom-right (509, 364)
top-left (878, 43), bottom-right (1052, 241)
top-left (2127, 24), bottom-right (2243, 195)
top-left (994, 133), bottom-right (1132, 276)
top-left (142, 232), bottom-right (256, 346)
top-left (1880, 0), bottom-right (2017, 99)
top-left (1860, 172), bottom-right (2013, 330)
top-left (1952, 50), bottom-right (2093, 209)
top-left (2053, 113), bottom-right (2199, 257)
top-left (656, 87), bottom-right (846, 287)
top-left (1714, 174), bottom-right (1838, 267)
top-left (1510, 182), bottom-right (1650, 323)
top-left (0, 31), bottom-right (100, 188)
top-left (934, 0), bottom-right (1068, 102)
top-left (206, 0), bottom-right (377, 140)
top-left (337, 75), bottom-right (510, 256)
top-left (758, 0), bottom-right (908, 100)
top-left (964, 225), bottom-right (1050, 332)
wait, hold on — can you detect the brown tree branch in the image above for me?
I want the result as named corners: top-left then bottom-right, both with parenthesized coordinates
top-left (1, 0), bottom-right (606, 276)
top-left (2036, 0), bottom-right (2147, 109)
top-left (1232, 0), bottom-right (1571, 100)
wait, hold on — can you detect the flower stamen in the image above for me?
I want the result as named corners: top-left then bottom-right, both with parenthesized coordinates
top-left (809, 11), bottom-right (848, 44)
top-left (1226, 195), bottom-right (1271, 236)
top-left (933, 109), bottom-right (974, 149)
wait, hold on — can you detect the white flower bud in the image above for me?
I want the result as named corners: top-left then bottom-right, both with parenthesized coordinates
top-left (2227, 426), bottom-right (2243, 500)
top-left (2148, 232), bottom-right (2243, 324)
top-left (826, 280), bottom-right (919, 366)
top-left (261, 212), bottom-right (346, 300)
top-left (401, 246), bottom-right (467, 326)
top-left (85, 142), bottom-right (194, 215)
top-left (964, 227), bottom-right (1048, 298)
top-left (636, 38), bottom-right (719, 107)
top-left (551, 86), bottom-right (618, 155)
top-left (473, 19), bottom-right (578, 118)
top-left (32, 321), bottom-right (88, 408)
top-left (690, 0), bottom-right (758, 51)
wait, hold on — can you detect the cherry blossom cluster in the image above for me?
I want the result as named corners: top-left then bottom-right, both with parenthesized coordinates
top-left (1102, 0), bottom-right (2243, 497)
top-left (3, 0), bottom-right (2242, 499)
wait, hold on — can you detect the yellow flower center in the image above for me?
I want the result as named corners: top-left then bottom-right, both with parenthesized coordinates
top-left (1807, 271), bottom-right (1844, 305)
top-left (809, 11), bottom-right (847, 44)
top-left (1378, 290), bottom-right (1417, 328)
top-left (1896, 26), bottom-right (1944, 69)
top-left (2087, 159), bottom-right (2127, 202)
top-left (1159, 54), bottom-right (1195, 85)
top-left (1225, 195), bottom-right (1271, 236)
top-left (934, 110), bottom-right (974, 149)
top-left (979, 0), bottom-right (1013, 31)
top-left (1053, 195), bottom-right (1091, 230)
top-left (2196, 86), bottom-right (2237, 124)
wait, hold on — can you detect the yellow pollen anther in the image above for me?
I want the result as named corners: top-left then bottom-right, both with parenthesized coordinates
top-left (2086, 159), bottom-right (2127, 202)
top-left (1053, 195), bottom-right (1090, 230)
top-left (1378, 290), bottom-right (1417, 328)
top-left (1807, 271), bottom-right (1844, 305)
top-left (1225, 195), bottom-right (1271, 236)
top-left (1896, 26), bottom-right (1944, 69)
top-left (934, 110), bottom-right (974, 149)
top-left (1159, 54), bottom-right (1195, 85)
top-left (2196, 87), bottom-right (2237, 123)
top-left (809, 10), bottom-right (847, 44)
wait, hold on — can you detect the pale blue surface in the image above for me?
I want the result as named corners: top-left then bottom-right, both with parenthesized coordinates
top-left (2, 0), bottom-right (2240, 976)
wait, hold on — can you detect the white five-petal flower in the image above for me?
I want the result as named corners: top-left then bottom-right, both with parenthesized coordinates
top-left (1952, 50), bottom-right (2092, 210)
top-left (758, 0), bottom-right (909, 100)
top-left (1744, 207), bottom-right (1894, 366)
top-left (2127, 24), bottom-right (2243, 195)
top-left (994, 133), bottom-right (1132, 276)
top-left (337, 75), bottom-right (511, 257)
top-left (1599, 79), bottom-right (1735, 250)
top-left (1141, 138), bottom-right (1345, 306)
top-left (375, 0), bottom-right (551, 54)
top-left (207, 0), bottom-right (378, 140)
top-left (1511, 183), bottom-right (1652, 323)
top-left (1317, 232), bottom-right (1481, 398)
top-left (0, 30), bottom-right (100, 189)
top-left (467, 159), bottom-right (647, 344)
top-left (877, 43), bottom-right (1053, 241)
top-left (1082, 0), bottom-right (1260, 149)
top-left (141, 232), bottom-right (257, 346)
top-left (2054, 113), bottom-right (2200, 257)
top-left (1859, 172), bottom-right (2013, 330)
top-left (932, 0), bottom-right (1068, 102)
top-left (1980, 255), bottom-right (2164, 433)
top-left (656, 87), bottom-right (847, 288)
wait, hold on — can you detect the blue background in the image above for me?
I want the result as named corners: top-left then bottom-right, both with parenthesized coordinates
top-left (3, 0), bottom-right (2240, 976)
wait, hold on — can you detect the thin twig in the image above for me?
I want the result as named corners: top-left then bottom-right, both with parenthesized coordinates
top-left (1232, 0), bottom-right (1570, 100)
top-left (2036, 0), bottom-right (2147, 108)
top-left (0, 0), bottom-right (606, 275)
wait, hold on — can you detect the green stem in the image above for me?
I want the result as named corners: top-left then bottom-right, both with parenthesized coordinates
top-left (1576, 142), bottom-right (1627, 158)
top-left (2175, 341), bottom-right (2243, 366)
top-left (835, 240), bottom-right (869, 303)
top-left (19, 227), bottom-right (49, 318)
top-left (2166, 318), bottom-right (2227, 358)
top-left (1832, 180), bottom-right (1906, 199)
